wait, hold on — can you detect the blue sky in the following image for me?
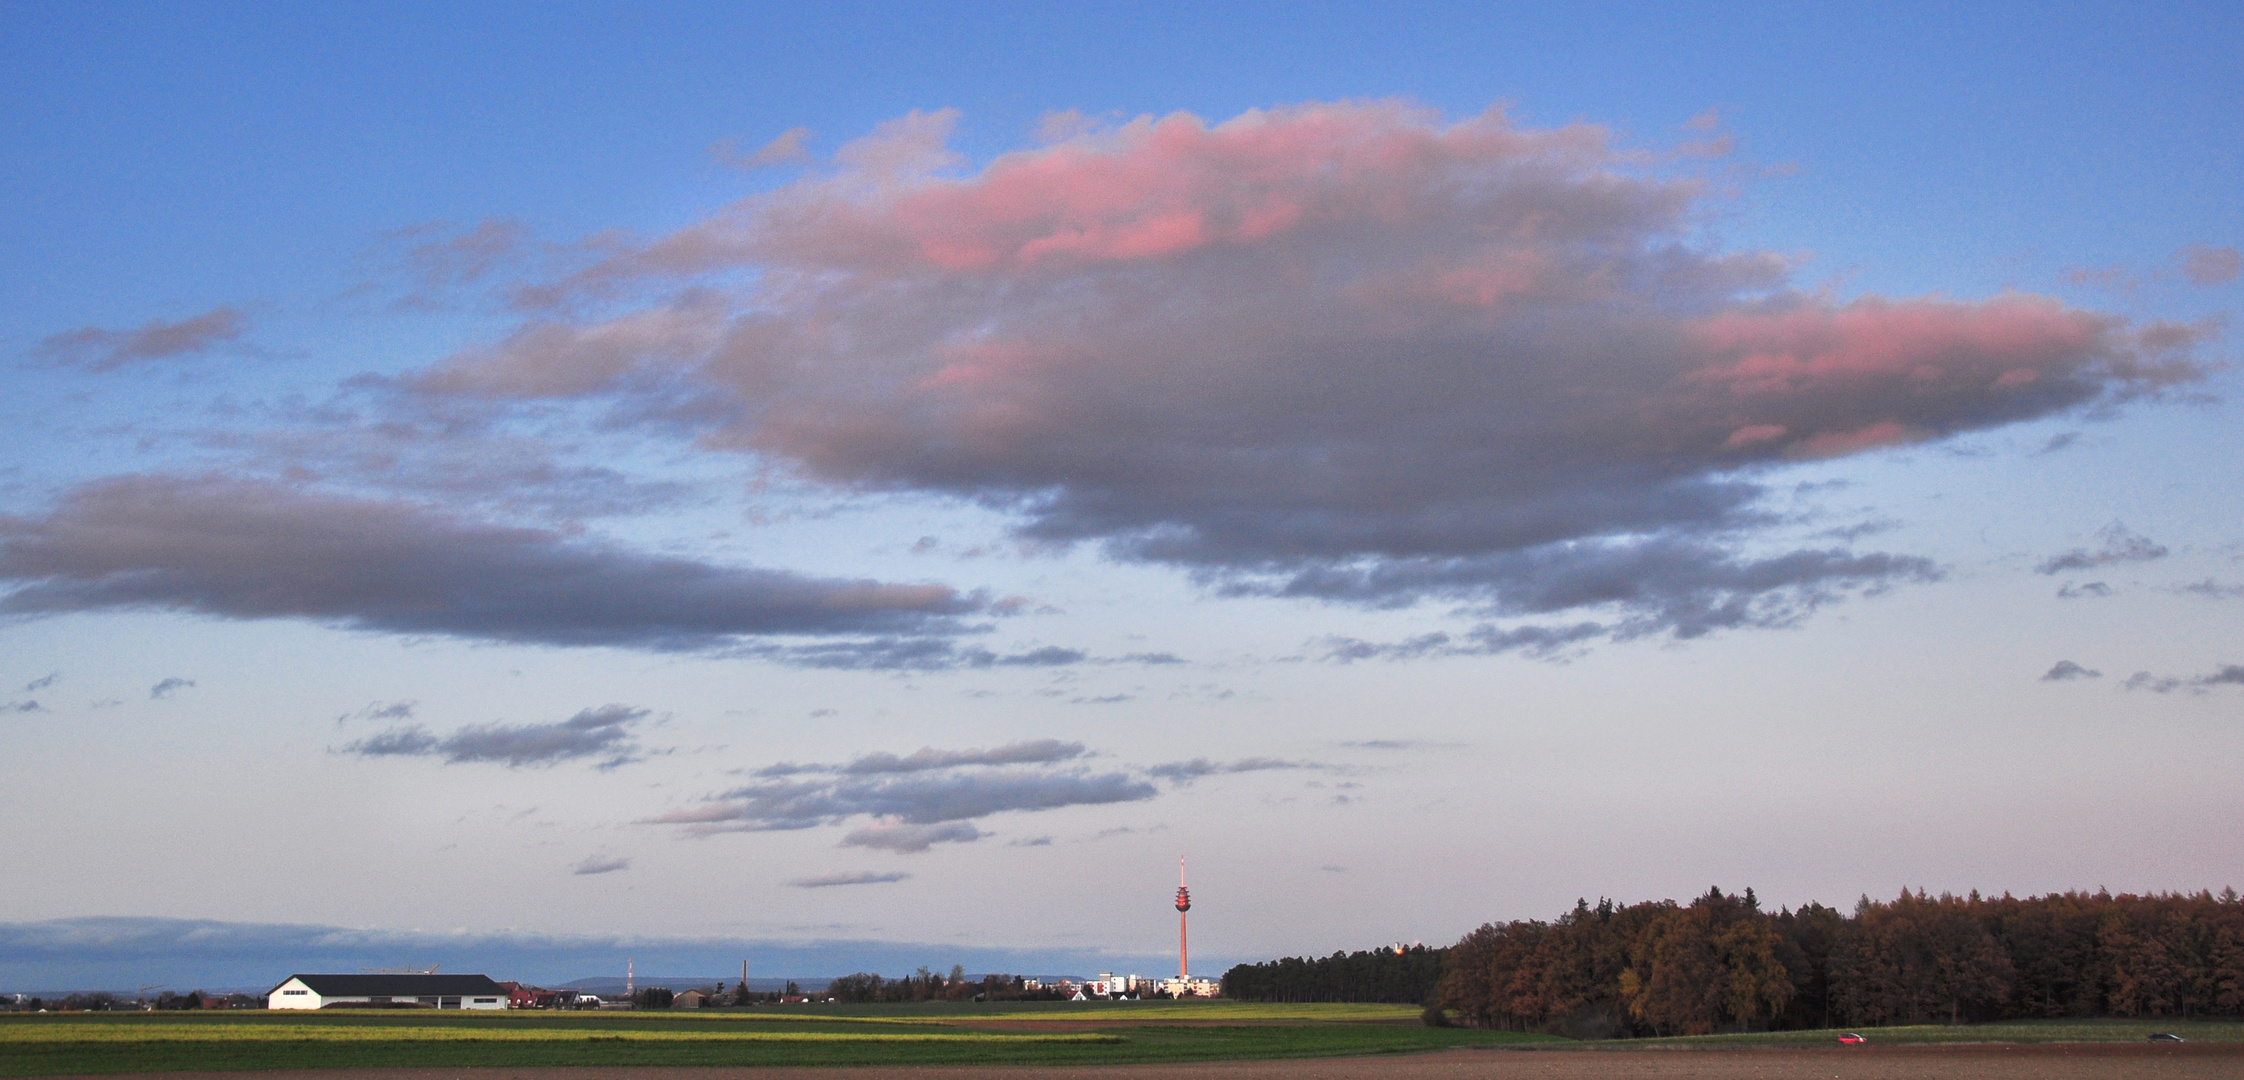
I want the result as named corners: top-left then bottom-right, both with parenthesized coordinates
top-left (2, 1), bottom-right (2239, 992)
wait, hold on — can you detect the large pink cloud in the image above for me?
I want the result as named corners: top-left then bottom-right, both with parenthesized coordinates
top-left (408, 102), bottom-right (2208, 642)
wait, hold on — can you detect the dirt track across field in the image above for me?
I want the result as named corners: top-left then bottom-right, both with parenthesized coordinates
top-left (47, 1043), bottom-right (2244, 1080)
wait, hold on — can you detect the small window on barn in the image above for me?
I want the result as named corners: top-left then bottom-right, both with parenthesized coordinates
top-left (282, 990), bottom-right (308, 995)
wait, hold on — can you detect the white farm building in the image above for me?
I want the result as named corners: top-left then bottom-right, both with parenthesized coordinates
top-left (267, 973), bottom-right (509, 1010)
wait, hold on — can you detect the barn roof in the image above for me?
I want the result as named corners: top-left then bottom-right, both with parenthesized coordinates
top-left (271, 973), bottom-right (509, 997)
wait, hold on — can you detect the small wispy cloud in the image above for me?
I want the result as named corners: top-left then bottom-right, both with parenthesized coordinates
top-left (571, 855), bottom-right (631, 876)
top-left (2041, 660), bottom-right (2101, 682)
top-left (149, 677), bottom-right (195, 699)
top-left (2178, 245), bottom-right (2242, 286)
top-left (35, 306), bottom-right (248, 371)
top-left (340, 704), bottom-right (653, 769)
top-left (1147, 757), bottom-right (1320, 784)
top-left (839, 822), bottom-right (985, 854)
top-left (3, 700), bottom-right (47, 714)
top-left (790, 870), bottom-right (910, 889)
top-left (2036, 523), bottom-right (2168, 575)
top-left (2173, 579), bottom-right (2244, 600)
top-left (756, 739), bottom-right (1086, 778)
top-left (710, 127), bottom-right (813, 170)
top-left (1340, 739), bottom-right (1445, 750)
top-left (2056, 581), bottom-right (2113, 599)
top-left (23, 672), bottom-right (59, 693)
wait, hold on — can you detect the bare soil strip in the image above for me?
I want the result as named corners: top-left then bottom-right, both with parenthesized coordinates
top-left (35, 1043), bottom-right (2244, 1080)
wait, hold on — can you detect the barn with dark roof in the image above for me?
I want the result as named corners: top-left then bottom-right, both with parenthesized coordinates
top-left (267, 973), bottom-right (509, 1010)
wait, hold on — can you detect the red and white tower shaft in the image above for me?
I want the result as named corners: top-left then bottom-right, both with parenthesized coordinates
top-left (1175, 857), bottom-right (1191, 981)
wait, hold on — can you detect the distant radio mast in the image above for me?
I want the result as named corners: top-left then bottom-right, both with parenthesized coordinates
top-left (626, 957), bottom-right (634, 999)
top-left (1175, 857), bottom-right (1192, 982)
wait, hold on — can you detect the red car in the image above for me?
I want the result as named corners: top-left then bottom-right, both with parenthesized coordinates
top-left (1837, 1032), bottom-right (1867, 1045)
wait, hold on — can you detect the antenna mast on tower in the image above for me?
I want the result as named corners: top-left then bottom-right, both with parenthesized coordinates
top-left (1175, 857), bottom-right (1192, 983)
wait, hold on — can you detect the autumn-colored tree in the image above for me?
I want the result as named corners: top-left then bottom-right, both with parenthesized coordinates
top-left (1624, 903), bottom-right (1725, 1035)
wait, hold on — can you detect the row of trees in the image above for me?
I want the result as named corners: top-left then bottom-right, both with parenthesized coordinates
top-left (825, 966), bottom-right (1071, 1003)
top-left (1435, 887), bottom-right (2244, 1036)
top-left (1221, 945), bottom-right (1446, 1003)
top-left (2, 991), bottom-right (261, 1012)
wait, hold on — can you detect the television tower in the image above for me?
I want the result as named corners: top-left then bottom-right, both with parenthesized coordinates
top-left (1175, 857), bottom-right (1192, 982)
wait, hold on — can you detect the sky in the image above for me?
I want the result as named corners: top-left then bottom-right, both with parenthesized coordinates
top-left (2, 1), bottom-right (2240, 992)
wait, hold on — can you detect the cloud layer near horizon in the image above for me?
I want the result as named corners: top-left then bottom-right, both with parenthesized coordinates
top-left (408, 102), bottom-right (2206, 643)
top-left (0, 475), bottom-right (976, 651)
top-left (0, 916), bottom-right (1175, 990)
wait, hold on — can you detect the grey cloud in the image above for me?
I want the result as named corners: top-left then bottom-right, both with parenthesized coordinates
top-left (2175, 579), bottom-right (2244, 600)
top-left (401, 104), bottom-right (2203, 651)
top-left (24, 672), bottom-right (58, 693)
top-left (571, 855), bottom-right (631, 876)
top-left (0, 475), bottom-right (976, 652)
top-left (736, 639), bottom-right (1085, 671)
top-left (651, 769), bottom-right (1156, 836)
top-left (2036, 523), bottom-right (2169, 574)
top-left (1323, 620), bottom-right (1611, 663)
top-left (1009, 836), bottom-right (1054, 847)
top-left (1147, 757), bottom-right (1317, 784)
top-left (739, 639), bottom-right (1116, 672)
top-left (1122, 652), bottom-right (1185, 665)
top-left (982, 646), bottom-right (1085, 667)
top-left (1268, 542), bottom-right (1939, 641)
top-left (4, 700), bottom-right (46, 713)
top-left (757, 739), bottom-right (1087, 778)
top-left (2056, 581), bottom-right (2113, 599)
top-left (341, 726), bottom-right (440, 756)
top-left (35, 306), bottom-right (247, 371)
top-left (791, 871), bottom-right (910, 888)
top-left (148, 677), bottom-right (195, 699)
top-left (341, 704), bottom-right (652, 769)
top-left (2041, 660), bottom-right (2101, 681)
top-left (2124, 664), bottom-right (2244, 694)
top-left (2039, 432), bottom-right (2080, 454)
top-left (839, 822), bottom-right (985, 853)
top-left (211, 401), bottom-right (703, 524)
top-left (839, 740), bottom-right (1086, 775)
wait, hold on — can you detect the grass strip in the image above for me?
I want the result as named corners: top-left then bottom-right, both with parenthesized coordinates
top-left (0, 1021), bottom-right (1546, 1076)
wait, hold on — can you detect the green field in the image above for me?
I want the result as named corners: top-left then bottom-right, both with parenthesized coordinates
top-left (9, 1006), bottom-right (2230, 1075)
top-left (0, 1004), bottom-right (1556, 1075)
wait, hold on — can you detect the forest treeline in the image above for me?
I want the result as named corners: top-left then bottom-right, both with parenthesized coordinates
top-left (1436, 887), bottom-right (2244, 1036)
top-left (1220, 944), bottom-right (1446, 1003)
top-left (1224, 887), bottom-right (2244, 1037)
